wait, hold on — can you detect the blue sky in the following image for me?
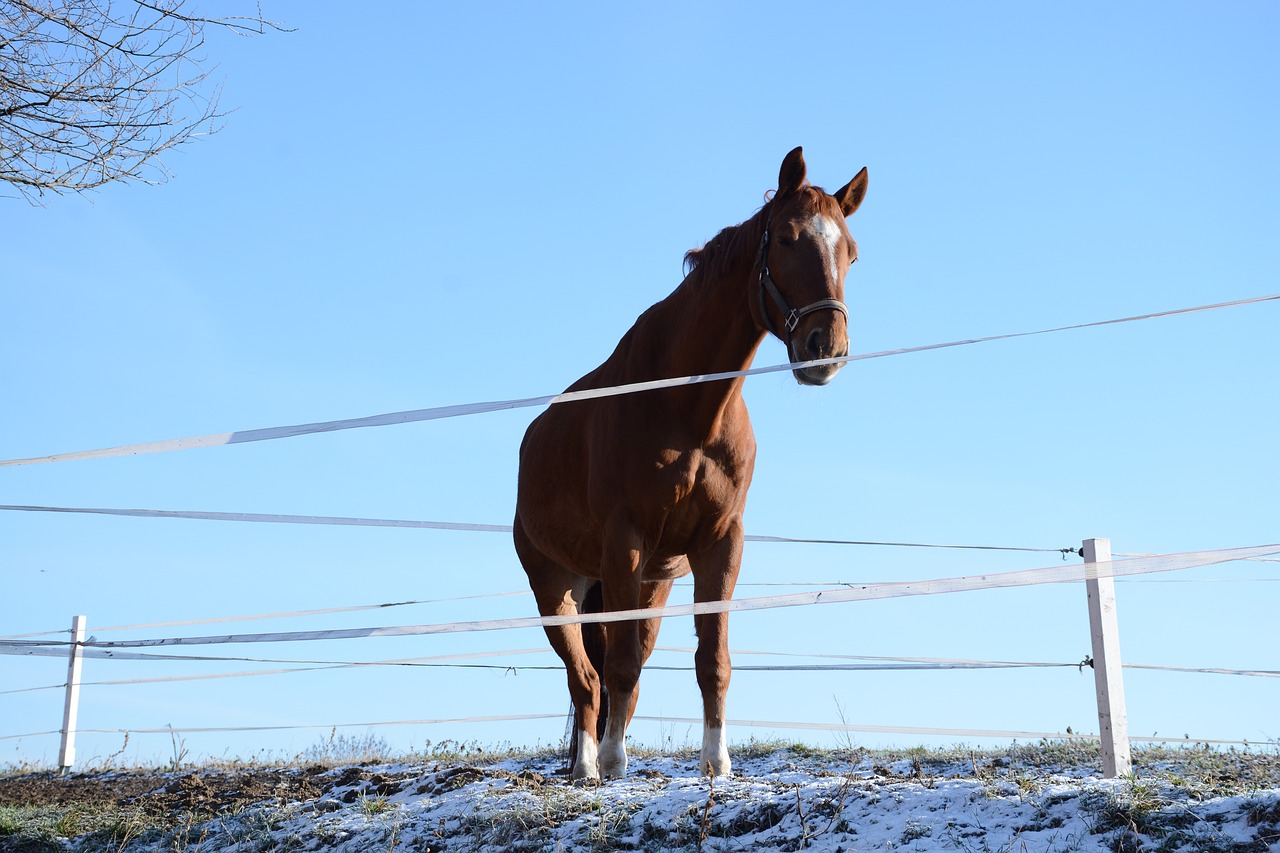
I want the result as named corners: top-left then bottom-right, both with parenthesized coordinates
top-left (2, 2), bottom-right (1277, 767)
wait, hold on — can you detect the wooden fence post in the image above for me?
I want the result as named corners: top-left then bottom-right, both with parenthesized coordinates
top-left (58, 614), bottom-right (87, 774)
top-left (1082, 539), bottom-right (1132, 777)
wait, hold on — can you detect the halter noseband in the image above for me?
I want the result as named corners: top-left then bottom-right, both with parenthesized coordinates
top-left (755, 221), bottom-right (848, 340)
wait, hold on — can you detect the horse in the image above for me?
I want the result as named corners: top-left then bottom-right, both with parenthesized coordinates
top-left (514, 147), bottom-right (868, 781)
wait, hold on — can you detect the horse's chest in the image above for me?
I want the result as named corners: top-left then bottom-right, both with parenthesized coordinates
top-left (639, 445), bottom-right (749, 557)
top-left (654, 447), bottom-right (745, 511)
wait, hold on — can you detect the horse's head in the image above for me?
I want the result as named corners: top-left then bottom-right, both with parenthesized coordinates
top-left (754, 147), bottom-right (868, 386)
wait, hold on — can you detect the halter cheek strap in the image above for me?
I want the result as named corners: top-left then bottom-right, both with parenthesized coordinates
top-left (756, 223), bottom-right (849, 338)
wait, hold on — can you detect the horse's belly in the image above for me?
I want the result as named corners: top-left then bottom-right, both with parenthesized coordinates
top-left (641, 554), bottom-right (691, 582)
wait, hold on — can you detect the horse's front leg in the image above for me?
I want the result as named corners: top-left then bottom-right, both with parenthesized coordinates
top-left (689, 520), bottom-right (744, 777)
top-left (598, 524), bottom-right (645, 778)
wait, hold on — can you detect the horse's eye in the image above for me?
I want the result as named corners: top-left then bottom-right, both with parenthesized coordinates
top-left (777, 235), bottom-right (794, 248)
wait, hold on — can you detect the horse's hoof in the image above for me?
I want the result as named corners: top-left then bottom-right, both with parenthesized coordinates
top-left (570, 763), bottom-right (601, 785)
top-left (701, 753), bottom-right (732, 778)
top-left (701, 725), bottom-right (731, 777)
top-left (599, 742), bottom-right (627, 779)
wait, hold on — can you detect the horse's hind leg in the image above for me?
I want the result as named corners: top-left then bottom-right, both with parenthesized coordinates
top-left (514, 527), bottom-right (602, 782)
top-left (596, 561), bottom-right (675, 778)
top-left (614, 578), bottom-right (674, 727)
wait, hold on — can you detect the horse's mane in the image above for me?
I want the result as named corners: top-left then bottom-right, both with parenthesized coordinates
top-left (682, 199), bottom-right (773, 279)
top-left (682, 181), bottom-right (828, 279)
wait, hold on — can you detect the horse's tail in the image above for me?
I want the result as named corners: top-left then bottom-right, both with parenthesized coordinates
top-left (569, 580), bottom-right (609, 769)
top-left (583, 580), bottom-right (609, 738)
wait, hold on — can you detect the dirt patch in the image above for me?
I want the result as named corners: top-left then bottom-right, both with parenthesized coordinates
top-left (0, 773), bottom-right (158, 811)
top-left (0, 765), bottom-right (383, 818)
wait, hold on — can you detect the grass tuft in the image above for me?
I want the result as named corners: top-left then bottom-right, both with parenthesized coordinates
top-left (0, 740), bottom-right (1276, 851)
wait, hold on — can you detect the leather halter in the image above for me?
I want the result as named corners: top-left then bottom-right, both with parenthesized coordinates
top-left (755, 220), bottom-right (848, 341)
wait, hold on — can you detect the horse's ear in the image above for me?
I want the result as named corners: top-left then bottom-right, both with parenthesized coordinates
top-left (777, 146), bottom-right (807, 196)
top-left (835, 167), bottom-right (869, 217)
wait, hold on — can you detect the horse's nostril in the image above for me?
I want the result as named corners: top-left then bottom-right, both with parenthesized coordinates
top-left (805, 328), bottom-right (823, 358)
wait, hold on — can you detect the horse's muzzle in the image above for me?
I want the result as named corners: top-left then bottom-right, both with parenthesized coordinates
top-left (793, 361), bottom-right (843, 386)
top-left (791, 326), bottom-right (848, 386)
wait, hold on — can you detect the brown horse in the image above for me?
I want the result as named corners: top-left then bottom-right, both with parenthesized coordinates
top-left (514, 147), bottom-right (868, 781)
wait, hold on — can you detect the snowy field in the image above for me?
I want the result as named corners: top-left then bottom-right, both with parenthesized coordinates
top-left (3, 742), bottom-right (1279, 851)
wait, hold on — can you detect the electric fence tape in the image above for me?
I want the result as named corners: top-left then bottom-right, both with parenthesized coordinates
top-left (4, 545), bottom-right (1276, 652)
top-left (3, 294), bottom-right (1275, 468)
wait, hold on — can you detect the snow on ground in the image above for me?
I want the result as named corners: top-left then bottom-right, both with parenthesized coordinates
top-left (127, 747), bottom-right (1280, 852)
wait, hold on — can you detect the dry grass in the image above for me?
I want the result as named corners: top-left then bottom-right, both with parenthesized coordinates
top-left (1, 738), bottom-right (1277, 852)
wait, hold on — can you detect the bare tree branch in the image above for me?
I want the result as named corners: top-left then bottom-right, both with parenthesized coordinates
top-left (0, 0), bottom-right (287, 201)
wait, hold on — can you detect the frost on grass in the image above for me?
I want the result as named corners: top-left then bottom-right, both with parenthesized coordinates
top-left (0, 741), bottom-right (1277, 851)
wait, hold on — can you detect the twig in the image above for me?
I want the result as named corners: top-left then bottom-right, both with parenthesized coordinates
top-left (696, 774), bottom-right (716, 853)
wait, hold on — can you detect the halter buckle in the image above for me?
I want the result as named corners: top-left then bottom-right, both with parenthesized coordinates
top-left (783, 310), bottom-right (801, 333)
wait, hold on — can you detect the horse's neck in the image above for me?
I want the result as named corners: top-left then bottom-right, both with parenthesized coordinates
top-left (661, 268), bottom-right (762, 376)
top-left (634, 251), bottom-right (765, 437)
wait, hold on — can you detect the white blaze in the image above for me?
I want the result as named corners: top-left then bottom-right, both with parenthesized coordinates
top-left (806, 214), bottom-right (844, 283)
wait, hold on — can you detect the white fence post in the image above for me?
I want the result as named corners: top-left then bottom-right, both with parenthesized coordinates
top-left (1082, 539), bottom-right (1132, 777)
top-left (58, 614), bottom-right (87, 774)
